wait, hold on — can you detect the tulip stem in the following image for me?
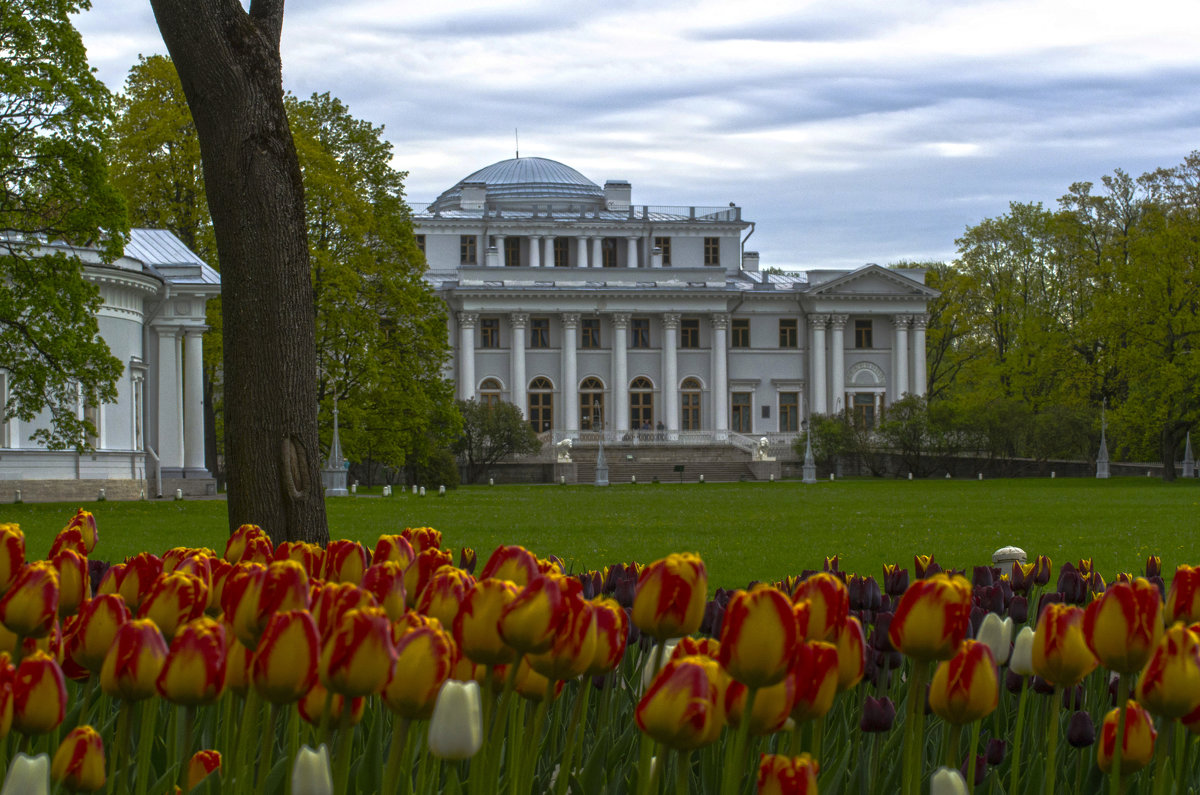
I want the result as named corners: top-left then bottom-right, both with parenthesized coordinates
top-left (179, 705), bottom-right (195, 791)
top-left (553, 678), bottom-right (591, 795)
top-left (1008, 677), bottom-right (1028, 795)
top-left (720, 685), bottom-right (757, 795)
top-left (965, 719), bottom-right (981, 791)
top-left (902, 661), bottom-right (930, 795)
top-left (256, 703), bottom-right (281, 793)
top-left (107, 702), bottom-right (131, 795)
top-left (1110, 674), bottom-right (1130, 795)
top-left (133, 697), bottom-right (158, 795)
top-left (675, 749), bottom-right (691, 795)
top-left (331, 706), bottom-right (355, 795)
top-left (1151, 719), bottom-right (1172, 795)
top-left (945, 724), bottom-right (960, 769)
top-left (636, 640), bottom-right (669, 795)
top-left (1174, 719), bottom-right (1187, 795)
top-left (1046, 684), bottom-right (1063, 795)
top-left (382, 716), bottom-right (411, 795)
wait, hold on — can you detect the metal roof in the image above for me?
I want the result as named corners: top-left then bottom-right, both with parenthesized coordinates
top-left (430, 157), bottom-right (604, 210)
top-left (124, 229), bottom-right (220, 286)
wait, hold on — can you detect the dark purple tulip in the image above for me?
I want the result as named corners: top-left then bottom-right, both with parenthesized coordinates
top-left (997, 577), bottom-right (1013, 607)
top-left (1115, 572), bottom-right (1134, 586)
top-left (1067, 710), bottom-right (1095, 748)
top-left (1036, 592), bottom-right (1065, 623)
top-left (1087, 571), bottom-right (1106, 596)
top-left (973, 566), bottom-right (994, 588)
top-left (960, 755), bottom-right (987, 785)
top-left (849, 574), bottom-right (882, 611)
top-left (986, 739), bottom-right (1006, 766)
top-left (1032, 676), bottom-right (1056, 695)
top-left (1033, 555), bottom-right (1052, 586)
top-left (1005, 670), bottom-right (1026, 695)
top-left (879, 594), bottom-right (892, 612)
top-left (1062, 684), bottom-right (1084, 710)
top-left (882, 565), bottom-right (909, 597)
top-left (700, 598), bottom-right (726, 638)
top-left (1148, 575), bottom-right (1166, 602)
top-left (1008, 595), bottom-right (1028, 624)
top-left (458, 547), bottom-right (477, 575)
top-left (860, 696), bottom-right (896, 732)
top-left (969, 605), bottom-right (986, 637)
top-left (824, 555), bottom-right (840, 573)
top-left (87, 558), bottom-right (111, 598)
top-left (871, 612), bottom-right (895, 652)
top-left (1010, 563), bottom-right (1034, 594)
top-left (1146, 555), bottom-right (1162, 579)
top-left (1057, 563), bottom-right (1088, 604)
top-left (974, 586), bottom-right (1005, 616)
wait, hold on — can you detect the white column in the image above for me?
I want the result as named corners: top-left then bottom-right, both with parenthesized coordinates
top-left (591, 237), bottom-right (602, 268)
top-left (808, 315), bottom-right (827, 415)
top-left (612, 313), bottom-right (630, 431)
top-left (828, 314), bottom-right (847, 415)
top-left (711, 314), bottom-right (728, 432)
top-left (663, 313), bottom-right (679, 431)
top-left (576, 236), bottom-right (588, 268)
top-left (911, 314), bottom-right (928, 397)
top-left (562, 314), bottom-right (579, 432)
top-left (544, 235), bottom-right (555, 267)
top-left (458, 312), bottom-right (477, 401)
top-left (529, 236), bottom-right (541, 268)
top-left (157, 327), bottom-right (183, 470)
top-left (183, 330), bottom-right (206, 471)
top-left (892, 315), bottom-right (910, 401)
top-left (626, 237), bottom-right (639, 268)
top-left (494, 235), bottom-right (506, 268)
top-left (510, 313), bottom-right (528, 418)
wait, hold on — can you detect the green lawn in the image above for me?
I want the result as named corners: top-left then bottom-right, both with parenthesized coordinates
top-left (6, 477), bottom-right (1196, 588)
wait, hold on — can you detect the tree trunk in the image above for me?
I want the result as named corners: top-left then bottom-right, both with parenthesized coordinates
top-left (149, 0), bottom-right (329, 544)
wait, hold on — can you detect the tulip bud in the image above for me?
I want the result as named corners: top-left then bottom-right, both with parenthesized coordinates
top-left (1067, 709), bottom-right (1095, 748)
top-left (0, 562), bottom-right (59, 638)
top-left (756, 752), bottom-right (818, 795)
top-left (1010, 626), bottom-right (1035, 675)
top-left (632, 553), bottom-right (707, 641)
top-left (1083, 579), bottom-right (1163, 675)
top-left (62, 510), bottom-right (98, 555)
top-left (156, 617), bottom-right (226, 706)
top-left (428, 680), bottom-right (483, 760)
top-left (403, 549), bottom-right (454, 608)
top-left (717, 585), bottom-right (797, 688)
top-left (792, 573), bottom-right (849, 642)
top-left (1135, 622), bottom-right (1200, 719)
top-left (976, 613), bottom-right (1013, 666)
top-left (100, 619), bottom-right (168, 701)
top-left (13, 651), bottom-right (66, 734)
top-left (70, 595), bottom-right (130, 674)
top-left (788, 641), bottom-right (840, 722)
top-left (291, 745), bottom-right (333, 795)
top-left (860, 695), bottom-right (896, 732)
top-left (51, 549), bottom-right (88, 619)
top-left (499, 574), bottom-right (570, 655)
top-left (251, 610), bottom-right (319, 705)
top-left (0, 525), bottom-right (25, 596)
top-left (319, 607), bottom-right (396, 697)
top-left (455, 578), bottom-right (520, 666)
top-left (725, 674), bottom-right (793, 736)
top-left (0, 752), bottom-right (49, 795)
top-left (186, 750), bottom-right (221, 791)
top-left (416, 565), bottom-right (474, 630)
top-left (929, 640), bottom-right (999, 725)
top-left (1032, 604), bottom-right (1097, 687)
top-left (139, 572), bottom-right (208, 641)
top-left (323, 540), bottom-right (368, 585)
top-left (528, 592), bottom-right (597, 681)
top-left (914, 554), bottom-right (942, 580)
top-left (888, 573), bottom-right (972, 662)
top-left (274, 542), bottom-right (324, 580)
top-left (360, 562), bottom-right (407, 622)
top-left (385, 620), bottom-right (457, 719)
top-left (584, 597), bottom-right (629, 677)
top-left (51, 725), bottom-right (105, 792)
top-left (1097, 700), bottom-right (1156, 774)
top-left (371, 534), bottom-right (416, 568)
top-left (1166, 565), bottom-right (1200, 624)
top-left (298, 681), bottom-right (364, 728)
top-left (835, 616), bottom-right (867, 692)
top-left (930, 766), bottom-right (968, 795)
top-left (401, 527), bottom-right (443, 554)
top-left (224, 524), bottom-right (272, 564)
top-left (636, 655), bottom-right (725, 750)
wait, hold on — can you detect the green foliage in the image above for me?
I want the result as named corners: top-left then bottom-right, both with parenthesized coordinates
top-left (453, 399), bottom-right (541, 483)
top-left (0, 0), bottom-right (126, 449)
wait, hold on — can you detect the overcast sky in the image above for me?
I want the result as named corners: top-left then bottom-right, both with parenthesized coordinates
top-left (76, 0), bottom-right (1200, 271)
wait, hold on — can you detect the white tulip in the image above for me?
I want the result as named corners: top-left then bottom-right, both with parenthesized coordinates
top-left (930, 766), bottom-right (968, 795)
top-left (428, 680), bottom-right (483, 760)
top-left (977, 613), bottom-right (1014, 666)
top-left (1010, 626), bottom-right (1035, 676)
top-left (291, 745), bottom-right (333, 795)
top-left (0, 753), bottom-right (49, 795)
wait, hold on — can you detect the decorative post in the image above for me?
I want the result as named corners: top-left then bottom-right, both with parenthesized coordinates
top-left (802, 424), bottom-right (817, 484)
top-left (1096, 402), bottom-right (1110, 480)
top-left (323, 396), bottom-right (349, 497)
top-left (1185, 432), bottom-right (1195, 479)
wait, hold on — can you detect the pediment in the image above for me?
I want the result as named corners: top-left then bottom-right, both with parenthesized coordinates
top-left (807, 265), bottom-right (939, 299)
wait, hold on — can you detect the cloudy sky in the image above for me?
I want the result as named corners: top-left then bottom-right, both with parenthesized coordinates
top-left (76, 0), bottom-right (1200, 270)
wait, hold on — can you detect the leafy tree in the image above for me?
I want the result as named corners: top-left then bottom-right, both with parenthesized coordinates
top-left (0, 0), bottom-right (125, 448)
top-left (454, 400), bottom-right (540, 484)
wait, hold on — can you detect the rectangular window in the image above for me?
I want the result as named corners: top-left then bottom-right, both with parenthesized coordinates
top-left (415, 235), bottom-right (425, 254)
top-left (602, 238), bottom-right (617, 268)
top-left (631, 318), bottom-right (650, 349)
top-left (731, 392), bottom-right (752, 433)
top-left (779, 318), bottom-right (798, 348)
top-left (479, 318), bottom-right (500, 348)
top-left (854, 392), bottom-right (876, 429)
top-left (855, 319), bottom-right (873, 349)
top-left (581, 318), bottom-right (601, 349)
top-left (680, 319), bottom-right (700, 349)
top-left (554, 237), bottom-right (569, 267)
top-left (703, 237), bottom-right (720, 266)
top-left (460, 235), bottom-right (477, 265)
top-left (731, 318), bottom-right (750, 348)
top-left (504, 237), bottom-right (521, 267)
top-left (530, 317), bottom-right (550, 349)
top-left (779, 392), bottom-right (799, 432)
top-left (654, 236), bottom-right (671, 266)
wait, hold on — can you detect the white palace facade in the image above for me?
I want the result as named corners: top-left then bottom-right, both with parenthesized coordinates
top-left (415, 157), bottom-right (937, 450)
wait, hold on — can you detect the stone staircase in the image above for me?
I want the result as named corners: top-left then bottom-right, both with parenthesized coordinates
top-left (572, 444), bottom-right (758, 484)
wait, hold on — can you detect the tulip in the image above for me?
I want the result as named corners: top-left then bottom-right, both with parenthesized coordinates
top-left (1009, 626), bottom-right (1035, 676)
top-left (672, 636), bottom-right (720, 662)
top-left (1033, 555), bottom-right (1052, 586)
top-left (528, 591), bottom-right (597, 681)
top-left (13, 650), bottom-right (66, 734)
top-left (632, 553), bottom-right (707, 640)
top-left (186, 750), bottom-right (221, 791)
top-left (0, 562), bottom-right (59, 638)
top-left (156, 617), bottom-right (226, 706)
top-left (225, 560), bottom-right (310, 649)
top-left (319, 606), bottom-right (396, 697)
top-left (403, 527), bottom-right (443, 554)
top-left (1097, 700), bottom-right (1156, 775)
top-left (458, 547), bottom-right (477, 574)
top-left (70, 594), bottom-right (130, 673)
top-left (454, 578), bottom-right (520, 666)
top-left (914, 554), bottom-right (942, 579)
top-left (224, 524), bottom-right (273, 564)
top-left (62, 509), bottom-right (98, 555)
top-left (509, 656), bottom-right (563, 701)
top-left (415, 565), bottom-right (474, 630)
top-left (479, 544), bottom-right (540, 587)
top-left (0, 525), bottom-right (25, 595)
top-left (1166, 564), bottom-right (1200, 624)
top-left (51, 549), bottom-right (88, 618)
top-left (930, 767), bottom-right (968, 795)
top-left (311, 581), bottom-right (377, 638)
top-left (48, 528), bottom-right (86, 560)
top-left (428, 680), bottom-right (483, 759)
top-left (360, 561), bottom-right (407, 621)
top-left (718, 584), bottom-right (798, 688)
top-left (1057, 563), bottom-right (1088, 604)
top-left (757, 752), bottom-right (818, 794)
top-left (725, 674), bottom-right (794, 735)
top-left (138, 571), bottom-right (208, 641)
top-left (976, 612), bottom-right (1013, 666)
top-left (274, 541), bottom-right (325, 579)
top-left (499, 574), bottom-right (570, 654)
top-left (291, 745), bottom-right (333, 795)
top-left (207, 558), bottom-right (233, 616)
top-left (1135, 622), bottom-right (1200, 719)
top-left (1032, 603), bottom-right (1098, 687)
top-left (298, 681), bottom-right (364, 727)
top-left (403, 548), bottom-right (453, 608)
top-left (51, 725), bottom-right (105, 792)
top-left (100, 618), bottom-right (169, 701)
top-left (223, 629), bottom-right (253, 697)
top-left (385, 620), bottom-right (458, 719)
top-left (788, 640), bottom-right (840, 722)
top-left (835, 615), bottom-right (866, 692)
top-left (115, 553), bottom-right (163, 612)
top-left (323, 539), bottom-right (368, 584)
top-left (161, 546), bottom-right (213, 574)
top-left (584, 597), bottom-right (629, 677)
top-left (888, 573), bottom-right (972, 662)
top-left (1010, 561), bottom-right (1035, 594)
top-left (1083, 578), bottom-right (1163, 675)
top-left (929, 640), bottom-right (999, 725)
top-left (1068, 710), bottom-right (1096, 748)
top-left (251, 610), bottom-right (319, 704)
top-left (792, 572), bottom-right (849, 642)
top-left (882, 563), bottom-right (909, 596)
top-left (636, 655), bottom-right (726, 750)
top-left (0, 752), bottom-right (49, 795)
top-left (860, 696), bottom-right (896, 732)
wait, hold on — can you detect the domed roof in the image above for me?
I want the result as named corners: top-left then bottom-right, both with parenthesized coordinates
top-left (430, 157), bottom-right (603, 210)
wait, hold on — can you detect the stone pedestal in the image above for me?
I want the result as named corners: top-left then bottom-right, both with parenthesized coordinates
top-left (748, 460), bottom-right (781, 482)
top-left (554, 461), bottom-right (578, 484)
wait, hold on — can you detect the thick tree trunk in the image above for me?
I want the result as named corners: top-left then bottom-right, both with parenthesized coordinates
top-left (150, 0), bottom-right (329, 544)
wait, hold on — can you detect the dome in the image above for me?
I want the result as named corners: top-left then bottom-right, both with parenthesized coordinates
top-left (430, 157), bottom-right (604, 210)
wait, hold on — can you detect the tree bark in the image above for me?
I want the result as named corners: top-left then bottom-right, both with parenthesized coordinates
top-left (149, 0), bottom-right (329, 544)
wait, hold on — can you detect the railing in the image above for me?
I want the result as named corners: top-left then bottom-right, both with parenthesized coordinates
top-left (550, 429), bottom-right (747, 447)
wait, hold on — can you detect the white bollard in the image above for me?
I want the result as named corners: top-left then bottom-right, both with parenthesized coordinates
top-left (139, 488), bottom-right (146, 500)
top-left (908, 472), bottom-right (913, 480)
top-left (560, 475), bottom-right (565, 485)
top-left (1051, 472), bottom-right (1055, 479)
top-left (699, 474), bottom-right (705, 483)
top-left (97, 488), bottom-right (106, 501)
top-left (419, 486), bottom-right (426, 497)
top-left (945, 472), bottom-right (951, 479)
top-left (769, 473), bottom-right (774, 482)
top-left (631, 475), bottom-right (637, 484)
top-left (13, 489), bottom-right (20, 504)
top-left (489, 477), bottom-right (494, 486)
top-left (383, 485), bottom-right (391, 497)
top-left (978, 473), bottom-right (983, 481)
top-left (439, 485), bottom-right (446, 496)
top-left (829, 473), bottom-right (834, 481)
top-left (350, 483), bottom-right (357, 495)
top-left (175, 488), bottom-right (183, 501)
top-left (412, 484), bottom-right (418, 495)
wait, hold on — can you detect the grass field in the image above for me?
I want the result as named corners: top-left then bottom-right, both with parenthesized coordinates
top-left (4, 477), bottom-right (1196, 589)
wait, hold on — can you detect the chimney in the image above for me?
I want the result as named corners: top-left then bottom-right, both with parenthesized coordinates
top-left (459, 181), bottom-right (487, 210)
top-left (604, 180), bottom-right (631, 211)
top-left (742, 251), bottom-right (760, 272)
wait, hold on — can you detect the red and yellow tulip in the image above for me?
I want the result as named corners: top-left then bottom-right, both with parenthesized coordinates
top-left (384, 620), bottom-right (458, 719)
top-left (319, 606), bottom-right (396, 697)
top-left (1097, 700), bottom-right (1156, 774)
top-left (13, 649), bottom-right (67, 734)
top-left (788, 640), bottom-right (840, 722)
top-left (51, 725), bottom-right (105, 792)
top-left (100, 618), bottom-right (169, 701)
top-left (757, 753), bottom-right (819, 795)
top-left (928, 639), bottom-right (999, 725)
top-left (1135, 622), bottom-right (1200, 719)
top-left (887, 572), bottom-right (972, 662)
top-left (70, 594), bottom-right (131, 674)
top-left (636, 654), bottom-right (726, 750)
top-left (1083, 578), bottom-right (1163, 675)
top-left (717, 584), bottom-right (798, 688)
top-left (792, 572), bottom-right (849, 642)
top-left (250, 609), bottom-right (319, 704)
top-left (156, 617), bottom-right (227, 706)
top-left (1033, 603), bottom-right (1099, 687)
top-left (632, 553), bottom-right (708, 640)
top-left (454, 578), bottom-right (520, 666)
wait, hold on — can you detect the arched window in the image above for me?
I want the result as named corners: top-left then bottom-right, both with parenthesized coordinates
top-left (680, 377), bottom-right (702, 430)
top-left (630, 376), bottom-right (654, 431)
top-left (479, 378), bottom-right (502, 408)
top-left (528, 377), bottom-right (554, 432)
top-left (580, 377), bottom-right (605, 430)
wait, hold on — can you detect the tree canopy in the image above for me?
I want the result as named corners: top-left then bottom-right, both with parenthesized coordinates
top-left (0, 0), bottom-right (125, 449)
top-left (454, 400), bottom-right (540, 484)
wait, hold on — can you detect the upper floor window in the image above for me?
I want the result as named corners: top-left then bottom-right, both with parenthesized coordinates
top-left (554, 237), bottom-right (569, 267)
top-left (779, 318), bottom-right (798, 348)
top-left (855, 319), bottom-right (873, 348)
top-left (602, 238), bottom-right (618, 268)
top-left (631, 318), bottom-right (650, 349)
top-left (680, 319), bottom-right (700, 349)
top-left (504, 237), bottom-right (521, 267)
top-left (415, 235), bottom-right (425, 254)
top-left (480, 318), bottom-right (500, 348)
top-left (654, 236), bottom-right (672, 266)
top-left (703, 237), bottom-right (720, 266)
top-left (530, 317), bottom-right (550, 348)
top-left (460, 235), bottom-right (477, 265)
top-left (731, 318), bottom-right (750, 348)
top-left (581, 318), bottom-right (601, 349)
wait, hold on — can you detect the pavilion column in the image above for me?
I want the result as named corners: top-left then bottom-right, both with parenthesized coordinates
top-left (458, 312), bottom-right (477, 401)
top-left (576, 236), bottom-right (588, 268)
top-left (892, 315), bottom-right (910, 402)
top-left (808, 314), bottom-right (827, 415)
top-left (591, 237), bottom-right (602, 268)
top-left (157, 327), bottom-right (183, 471)
top-left (711, 314), bottom-right (728, 432)
top-left (612, 313), bottom-right (630, 431)
top-left (828, 314), bottom-right (847, 415)
top-left (911, 313), bottom-right (928, 397)
top-left (494, 235), bottom-right (506, 267)
top-left (183, 329), bottom-right (206, 473)
top-left (544, 235), bottom-right (556, 267)
top-left (562, 313), bottom-right (579, 432)
top-left (528, 235), bottom-right (541, 268)
top-left (510, 313), bottom-right (528, 417)
top-left (626, 237), bottom-right (639, 268)
top-left (663, 313), bottom-right (679, 431)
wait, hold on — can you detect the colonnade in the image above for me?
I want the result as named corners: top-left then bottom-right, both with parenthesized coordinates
top-left (806, 313), bottom-right (928, 414)
top-left (484, 233), bottom-right (654, 268)
top-left (155, 326), bottom-right (207, 473)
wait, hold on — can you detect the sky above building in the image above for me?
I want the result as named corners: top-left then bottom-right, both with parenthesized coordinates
top-left (77, 0), bottom-right (1200, 271)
